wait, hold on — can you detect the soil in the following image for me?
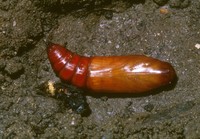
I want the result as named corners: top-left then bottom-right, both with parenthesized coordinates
top-left (0, 0), bottom-right (200, 138)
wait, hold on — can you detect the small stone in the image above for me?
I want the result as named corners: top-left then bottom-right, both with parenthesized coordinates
top-left (5, 58), bottom-right (24, 79)
top-left (195, 44), bottom-right (200, 49)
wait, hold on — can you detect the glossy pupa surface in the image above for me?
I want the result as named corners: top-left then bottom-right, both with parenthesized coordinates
top-left (47, 43), bottom-right (177, 93)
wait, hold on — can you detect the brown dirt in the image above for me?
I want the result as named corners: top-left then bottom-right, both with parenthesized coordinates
top-left (0, 0), bottom-right (200, 138)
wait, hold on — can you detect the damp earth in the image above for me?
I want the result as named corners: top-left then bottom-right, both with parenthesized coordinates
top-left (0, 0), bottom-right (200, 138)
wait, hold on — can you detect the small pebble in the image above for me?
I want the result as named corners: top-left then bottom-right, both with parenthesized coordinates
top-left (159, 6), bottom-right (170, 14)
top-left (5, 59), bottom-right (24, 79)
top-left (195, 44), bottom-right (200, 49)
